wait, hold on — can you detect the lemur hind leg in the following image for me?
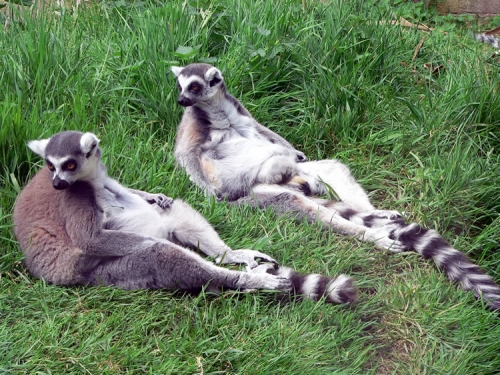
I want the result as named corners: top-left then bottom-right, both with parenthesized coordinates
top-left (296, 160), bottom-right (403, 223)
top-left (237, 184), bottom-right (405, 251)
top-left (158, 199), bottom-right (277, 268)
top-left (87, 242), bottom-right (291, 292)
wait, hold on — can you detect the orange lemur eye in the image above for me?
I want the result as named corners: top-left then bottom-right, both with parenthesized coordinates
top-left (190, 85), bottom-right (200, 92)
top-left (47, 162), bottom-right (55, 171)
top-left (63, 160), bottom-right (78, 171)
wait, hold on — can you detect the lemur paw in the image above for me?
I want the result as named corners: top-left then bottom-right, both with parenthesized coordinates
top-left (296, 151), bottom-right (308, 162)
top-left (246, 266), bottom-right (292, 291)
top-left (257, 156), bottom-right (298, 185)
top-left (250, 263), bottom-right (278, 274)
top-left (360, 210), bottom-right (405, 228)
top-left (365, 226), bottom-right (407, 252)
top-left (375, 238), bottom-right (406, 252)
top-left (269, 165), bottom-right (296, 185)
top-left (372, 209), bottom-right (404, 221)
top-left (216, 249), bottom-right (278, 269)
top-left (147, 194), bottom-right (174, 209)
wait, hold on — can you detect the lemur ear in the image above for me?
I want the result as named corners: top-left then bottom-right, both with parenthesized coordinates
top-left (205, 67), bottom-right (223, 87)
top-left (80, 132), bottom-right (100, 158)
top-left (170, 66), bottom-right (184, 77)
top-left (27, 138), bottom-right (50, 159)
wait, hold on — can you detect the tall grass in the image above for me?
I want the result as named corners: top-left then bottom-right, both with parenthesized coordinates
top-left (1, 0), bottom-right (500, 373)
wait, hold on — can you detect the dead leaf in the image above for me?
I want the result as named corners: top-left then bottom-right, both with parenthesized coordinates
top-left (378, 17), bottom-right (434, 32)
top-left (412, 35), bottom-right (427, 62)
top-left (483, 25), bottom-right (500, 35)
top-left (398, 17), bottom-right (433, 32)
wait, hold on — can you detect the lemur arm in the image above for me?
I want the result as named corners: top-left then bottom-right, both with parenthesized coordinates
top-left (175, 139), bottom-right (221, 197)
top-left (103, 176), bottom-right (173, 209)
top-left (253, 122), bottom-right (307, 162)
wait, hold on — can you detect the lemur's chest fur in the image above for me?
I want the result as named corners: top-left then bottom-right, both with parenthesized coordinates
top-left (203, 110), bottom-right (259, 148)
top-left (200, 103), bottom-right (290, 160)
top-left (97, 180), bottom-right (167, 238)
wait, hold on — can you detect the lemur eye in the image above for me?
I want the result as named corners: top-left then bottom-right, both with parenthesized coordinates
top-left (177, 83), bottom-right (182, 91)
top-left (190, 85), bottom-right (200, 92)
top-left (47, 162), bottom-right (55, 171)
top-left (66, 163), bottom-right (76, 171)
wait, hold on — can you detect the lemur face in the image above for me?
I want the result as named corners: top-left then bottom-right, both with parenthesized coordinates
top-left (171, 63), bottom-right (224, 107)
top-left (28, 131), bottom-right (101, 190)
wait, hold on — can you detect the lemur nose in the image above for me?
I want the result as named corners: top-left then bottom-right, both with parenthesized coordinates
top-left (53, 176), bottom-right (70, 190)
top-left (178, 96), bottom-right (193, 107)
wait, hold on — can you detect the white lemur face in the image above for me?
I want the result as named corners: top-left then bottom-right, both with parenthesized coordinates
top-left (28, 131), bottom-right (101, 190)
top-left (171, 64), bottom-right (224, 107)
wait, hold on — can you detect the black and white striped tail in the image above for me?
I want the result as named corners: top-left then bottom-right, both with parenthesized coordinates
top-left (262, 264), bottom-right (358, 304)
top-left (392, 223), bottom-right (500, 311)
top-left (475, 33), bottom-right (500, 48)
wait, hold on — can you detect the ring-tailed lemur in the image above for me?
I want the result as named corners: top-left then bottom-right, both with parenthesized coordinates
top-left (12, 130), bottom-right (357, 305)
top-left (171, 63), bottom-right (500, 312)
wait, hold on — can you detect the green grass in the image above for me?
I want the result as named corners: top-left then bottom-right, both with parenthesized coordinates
top-left (1, 0), bottom-right (500, 373)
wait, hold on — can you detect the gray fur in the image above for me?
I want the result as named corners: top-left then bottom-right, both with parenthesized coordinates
top-left (475, 33), bottom-right (500, 48)
top-left (14, 131), bottom-right (286, 292)
top-left (171, 63), bottom-right (500, 312)
top-left (13, 131), bottom-right (356, 304)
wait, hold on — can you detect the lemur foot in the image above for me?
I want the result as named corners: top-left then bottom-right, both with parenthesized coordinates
top-left (359, 210), bottom-right (405, 228)
top-left (245, 266), bottom-right (292, 291)
top-left (257, 156), bottom-right (298, 185)
top-left (371, 209), bottom-right (404, 220)
top-left (374, 237), bottom-right (406, 252)
top-left (216, 249), bottom-right (278, 269)
top-left (364, 226), bottom-right (406, 252)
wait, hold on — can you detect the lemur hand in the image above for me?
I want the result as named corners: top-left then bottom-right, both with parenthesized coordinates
top-left (147, 193), bottom-right (174, 209)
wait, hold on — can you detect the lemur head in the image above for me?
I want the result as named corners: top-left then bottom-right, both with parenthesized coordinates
top-left (171, 63), bottom-right (224, 107)
top-left (28, 131), bottom-right (102, 190)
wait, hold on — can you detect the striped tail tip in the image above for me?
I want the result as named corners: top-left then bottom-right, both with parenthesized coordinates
top-left (475, 33), bottom-right (500, 48)
top-left (322, 274), bottom-right (358, 304)
top-left (264, 265), bottom-right (357, 304)
top-left (448, 260), bottom-right (500, 312)
top-left (393, 223), bottom-right (500, 312)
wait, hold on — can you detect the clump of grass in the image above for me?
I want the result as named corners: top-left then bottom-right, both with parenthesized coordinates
top-left (1, 0), bottom-right (500, 374)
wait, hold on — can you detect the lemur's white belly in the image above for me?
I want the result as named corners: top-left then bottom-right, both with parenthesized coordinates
top-left (203, 133), bottom-right (296, 174)
top-left (101, 190), bottom-right (168, 238)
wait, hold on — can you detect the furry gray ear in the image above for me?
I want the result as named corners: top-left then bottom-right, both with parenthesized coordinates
top-left (27, 138), bottom-right (50, 159)
top-left (170, 66), bottom-right (184, 77)
top-left (80, 132), bottom-right (100, 157)
top-left (205, 67), bottom-right (223, 86)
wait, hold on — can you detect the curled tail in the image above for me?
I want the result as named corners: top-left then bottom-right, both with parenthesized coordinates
top-left (253, 263), bottom-right (358, 304)
top-left (392, 223), bottom-right (500, 311)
